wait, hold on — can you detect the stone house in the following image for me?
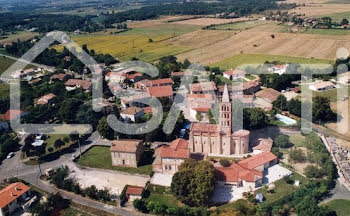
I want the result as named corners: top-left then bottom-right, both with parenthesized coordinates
top-left (110, 139), bottom-right (144, 168)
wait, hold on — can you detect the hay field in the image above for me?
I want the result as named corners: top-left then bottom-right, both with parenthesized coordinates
top-left (172, 17), bottom-right (252, 26)
top-left (210, 53), bottom-right (333, 70)
top-left (175, 30), bottom-right (350, 64)
top-left (0, 31), bottom-right (38, 44)
top-left (63, 23), bottom-right (200, 62)
top-left (290, 4), bottom-right (350, 17)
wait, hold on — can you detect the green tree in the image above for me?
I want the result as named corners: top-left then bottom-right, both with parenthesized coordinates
top-left (219, 159), bottom-right (231, 167)
top-left (340, 18), bottom-right (349, 26)
top-left (97, 117), bottom-right (114, 140)
top-left (274, 134), bottom-right (291, 148)
top-left (171, 159), bottom-right (215, 207)
top-left (243, 108), bottom-right (268, 130)
top-left (195, 112), bottom-right (203, 121)
top-left (273, 95), bottom-right (287, 111)
top-left (54, 139), bottom-right (65, 151)
top-left (312, 96), bottom-right (336, 123)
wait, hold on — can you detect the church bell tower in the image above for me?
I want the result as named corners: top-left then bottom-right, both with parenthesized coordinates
top-left (219, 84), bottom-right (232, 135)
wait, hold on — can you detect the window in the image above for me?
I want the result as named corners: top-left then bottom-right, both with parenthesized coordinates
top-left (169, 165), bottom-right (172, 170)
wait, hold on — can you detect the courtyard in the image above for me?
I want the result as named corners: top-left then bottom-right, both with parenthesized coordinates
top-left (150, 173), bottom-right (174, 187)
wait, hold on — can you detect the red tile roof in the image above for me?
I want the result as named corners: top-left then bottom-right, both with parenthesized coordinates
top-left (190, 82), bottom-right (217, 92)
top-left (224, 69), bottom-right (245, 76)
top-left (158, 138), bottom-right (190, 159)
top-left (35, 93), bottom-right (56, 105)
top-left (187, 94), bottom-right (213, 100)
top-left (253, 138), bottom-right (273, 152)
top-left (255, 88), bottom-right (281, 103)
top-left (126, 186), bottom-right (144, 196)
top-left (147, 85), bottom-right (173, 98)
top-left (193, 107), bottom-right (210, 112)
top-left (150, 78), bottom-right (173, 86)
top-left (0, 182), bottom-right (30, 208)
top-left (238, 152), bottom-right (277, 170)
top-left (215, 163), bottom-right (263, 183)
top-left (51, 73), bottom-right (70, 81)
top-left (3, 109), bottom-right (26, 121)
top-left (190, 123), bottom-right (218, 133)
top-left (126, 73), bottom-right (142, 80)
top-left (65, 79), bottom-right (92, 90)
top-left (110, 139), bottom-right (143, 153)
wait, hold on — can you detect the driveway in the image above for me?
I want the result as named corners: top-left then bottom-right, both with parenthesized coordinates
top-left (150, 173), bottom-right (173, 187)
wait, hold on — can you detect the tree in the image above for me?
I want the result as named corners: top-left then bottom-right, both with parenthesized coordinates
top-left (58, 98), bottom-right (82, 123)
top-left (133, 199), bottom-right (147, 213)
top-left (304, 165), bottom-right (324, 179)
top-left (274, 134), bottom-right (291, 148)
top-left (171, 159), bottom-right (215, 207)
top-left (273, 95), bottom-right (287, 111)
top-left (219, 159), bottom-right (231, 167)
top-left (340, 18), bottom-right (349, 26)
top-left (243, 108), bottom-right (268, 130)
top-left (287, 99), bottom-right (301, 116)
top-left (207, 109), bottom-right (215, 124)
top-left (312, 96), bottom-right (336, 123)
top-left (195, 112), bottom-right (203, 121)
top-left (54, 139), bottom-right (65, 151)
top-left (289, 149), bottom-right (306, 163)
top-left (97, 117), bottom-right (114, 140)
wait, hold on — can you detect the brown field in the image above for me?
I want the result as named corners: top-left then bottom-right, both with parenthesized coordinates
top-left (127, 15), bottom-right (196, 28)
top-left (280, 0), bottom-right (328, 3)
top-left (172, 17), bottom-right (253, 26)
top-left (173, 30), bottom-right (350, 64)
top-left (290, 4), bottom-right (350, 17)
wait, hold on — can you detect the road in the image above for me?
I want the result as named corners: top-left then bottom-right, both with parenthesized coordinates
top-left (0, 131), bottom-right (147, 216)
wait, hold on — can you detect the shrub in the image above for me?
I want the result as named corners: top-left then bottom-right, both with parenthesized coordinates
top-left (219, 159), bottom-right (231, 167)
top-left (289, 149), bottom-right (306, 163)
top-left (274, 134), bottom-right (291, 148)
top-left (47, 147), bottom-right (54, 152)
top-left (133, 199), bottom-right (148, 213)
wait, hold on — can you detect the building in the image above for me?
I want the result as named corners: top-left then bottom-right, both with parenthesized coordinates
top-left (189, 85), bottom-right (250, 157)
top-left (120, 93), bottom-right (151, 109)
top-left (152, 138), bottom-right (190, 174)
top-left (147, 85), bottom-right (173, 100)
top-left (252, 138), bottom-right (273, 154)
top-left (125, 186), bottom-right (144, 202)
top-left (105, 72), bottom-right (127, 83)
top-left (309, 81), bottom-right (335, 91)
top-left (223, 69), bottom-right (245, 80)
top-left (134, 79), bottom-right (151, 90)
top-left (215, 163), bottom-right (263, 188)
top-left (51, 73), bottom-right (71, 81)
top-left (1, 109), bottom-right (28, 121)
top-left (65, 79), bottom-right (92, 91)
top-left (149, 78), bottom-right (173, 87)
top-left (238, 152), bottom-right (278, 172)
top-left (0, 182), bottom-right (31, 216)
top-left (125, 73), bottom-right (143, 83)
top-left (339, 71), bottom-right (350, 85)
top-left (110, 139), bottom-right (144, 168)
top-left (255, 88), bottom-right (281, 104)
top-left (34, 93), bottom-right (56, 105)
top-left (92, 98), bottom-right (114, 115)
top-left (190, 82), bottom-right (217, 94)
top-left (120, 106), bottom-right (144, 122)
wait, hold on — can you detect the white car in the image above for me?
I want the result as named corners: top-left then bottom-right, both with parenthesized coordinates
top-left (6, 152), bottom-right (14, 159)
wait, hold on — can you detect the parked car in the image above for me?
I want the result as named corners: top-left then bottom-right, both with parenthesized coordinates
top-left (6, 152), bottom-right (14, 159)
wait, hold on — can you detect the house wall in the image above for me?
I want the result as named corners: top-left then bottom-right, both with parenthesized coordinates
top-left (111, 152), bottom-right (138, 167)
top-left (161, 158), bottom-right (185, 174)
top-left (128, 194), bottom-right (142, 202)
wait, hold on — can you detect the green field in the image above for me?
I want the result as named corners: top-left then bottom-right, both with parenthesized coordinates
top-left (44, 134), bottom-right (74, 154)
top-left (76, 146), bottom-right (153, 175)
top-left (211, 54), bottom-right (334, 70)
top-left (0, 31), bottom-right (39, 45)
top-left (300, 27), bottom-right (350, 36)
top-left (323, 199), bottom-right (350, 216)
top-left (255, 171), bottom-right (309, 203)
top-left (145, 184), bottom-right (183, 208)
top-left (61, 24), bottom-right (200, 62)
top-left (211, 20), bottom-right (269, 31)
top-left (318, 11), bottom-right (350, 22)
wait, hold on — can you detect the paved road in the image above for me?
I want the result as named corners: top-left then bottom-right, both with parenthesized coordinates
top-left (323, 179), bottom-right (350, 203)
top-left (0, 131), bottom-right (147, 216)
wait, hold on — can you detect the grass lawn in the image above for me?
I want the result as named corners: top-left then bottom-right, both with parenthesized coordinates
top-left (0, 84), bottom-right (9, 99)
top-left (76, 146), bottom-right (153, 175)
top-left (317, 11), bottom-right (350, 22)
top-left (44, 134), bottom-right (74, 154)
top-left (210, 54), bottom-right (334, 70)
top-left (145, 184), bottom-right (183, 208)
top-left (323, 199), bottom-right (350, 216)
top-left (255, 171), bottom-right (309, 203)
top-left (0, 31), bottom-right (38, 44)
top-left (289, 134), bottom-right (306, 147)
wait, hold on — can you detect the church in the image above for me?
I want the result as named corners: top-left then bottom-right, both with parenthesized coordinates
top-left (189, 84), bottom-right (250, 157)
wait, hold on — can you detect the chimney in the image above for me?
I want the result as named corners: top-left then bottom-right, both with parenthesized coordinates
top-left (11, 192), bottom-right (14, 197)
top-left (15, 186), bottom-right (19, 191)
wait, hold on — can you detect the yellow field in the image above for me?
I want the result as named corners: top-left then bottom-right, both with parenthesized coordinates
top-left (59, 23), bottom-right (200, 62)
top-left (172, 17), bottom-right (253, 26)
top-left (290, 4), bottom-right (350, 17)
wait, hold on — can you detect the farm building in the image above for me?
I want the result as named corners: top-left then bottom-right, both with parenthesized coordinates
top-left (309, 81), bottom-right (335, 91)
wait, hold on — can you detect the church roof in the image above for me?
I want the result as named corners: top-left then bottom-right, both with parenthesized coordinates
top-left (222, 84), bottom-right (230, 103)
top-left (190, 123), bottom-right (219, 133)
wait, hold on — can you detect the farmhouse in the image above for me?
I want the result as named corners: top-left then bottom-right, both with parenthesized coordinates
top-left (149, 78), bottom-right (173, 87)
top-left (120, 106), bottom-right (144, 122)
top-left (215, 163), bottom-right (263, 188)
top-left (189, 85), bottom-right (250, 157)
top-left (238, 152), bottom-right (278, 172)
top-left (309, 81), bottom-right (335, 91)
top-left (147, 85), bottom-right (173, 100)
top-left (255, 88), bottom-right (281, 104)
top-left (190, 82), bottom-right (217, 94)
top-left (105, 72), bottom-right (127, 83)
top-left (110, 139), bottom-right (144, 168)
top-left (34, 93), bottom-right (56, 105)
top-left (223, 69), bottom-right (245, 80)
top-left (125, 186), bottom-right (144, 202)
top-left (152, 138), bottom-right (190, 174)
top-left (0, 182), bottom-right (32, 216)
top-left (65, 79), bottom-right (92, 91)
